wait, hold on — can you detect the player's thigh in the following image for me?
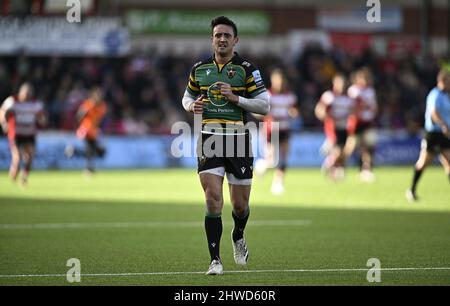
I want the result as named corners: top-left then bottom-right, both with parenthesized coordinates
top-left (344, 134), bottom-right (356, 157)
top-left (85, 139), bottom-right (96, 155)
top-left (25, 143), bottom-right (36, 159)
top-left (199, 172), bottom-right (225, 205)
top-left (363, 129), bottom-right (377, 148)
top-left (333, 145), bottom-right (345, 158)
top-left (225, 158), bottom-right (252, 210)
top-left (18, 143), bottom-right (34, 162)
top-left (17, 143), bottom-right (28, 161)
top-left (335, 130), bottom-right (347, 149)
top-left (279, 137), bottom-right (290, 158)
top-left (10, 142), bottom-right (20, 163)
top-left (416, 148), bottom-right (435, 169)
top-left (265, 142), bottom-right (275, 166)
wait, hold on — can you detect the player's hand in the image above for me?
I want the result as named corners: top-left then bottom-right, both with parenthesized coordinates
top-left (216, 82), bottom-right (239, 104)
top-left (191, 95), bottom-right (204, 114)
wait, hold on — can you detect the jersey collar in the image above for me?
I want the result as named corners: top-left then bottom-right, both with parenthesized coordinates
top-left (212, 52), bottom-right (239, 72)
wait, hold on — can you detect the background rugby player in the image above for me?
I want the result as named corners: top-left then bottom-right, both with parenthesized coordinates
top-left (255, 68), bottom-right (299, 195)
top-left (315, 74), bottom-right (355, 181)
top-left (406, 68), bottom-right (450, 202)
top-left (65, 87), bottom-right (108, 175)
top-left (347, 68), bottom-right (378, 183)
top-left (0, 83), bottom-right (46, 186)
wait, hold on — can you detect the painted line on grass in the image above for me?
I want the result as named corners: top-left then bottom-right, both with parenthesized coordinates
top-left (0, 267), bottom-right (449, 278)
top-left (0, 219), bottom-right (311, 230)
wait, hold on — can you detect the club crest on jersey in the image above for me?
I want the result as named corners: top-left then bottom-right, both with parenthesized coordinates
top-left (227, 67), bottom-right (236, 79)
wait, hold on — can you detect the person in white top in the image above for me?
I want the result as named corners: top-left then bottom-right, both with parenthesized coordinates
top-left (315, 74), bottom-right (355, 181)
top-left (0, 83), bottom-right (46, 185)
top-left (347, 67), bottom-right (378, 182)
top-left (254, 68), bottom-right (299, 195)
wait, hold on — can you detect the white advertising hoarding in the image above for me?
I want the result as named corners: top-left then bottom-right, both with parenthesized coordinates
top-left (0, 17), bottom-right (129, 56)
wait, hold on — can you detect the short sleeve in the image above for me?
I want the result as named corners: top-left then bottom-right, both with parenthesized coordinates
top-left (434, 93), bottom-right (444, 112)
top-left (1, 97), bottom-right (15, 113)
top-left (186, 63), bottom-right (201, 97)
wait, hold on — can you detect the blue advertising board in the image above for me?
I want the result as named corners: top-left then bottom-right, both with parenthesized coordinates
top-left (0, 131), bottom-right (423, 170)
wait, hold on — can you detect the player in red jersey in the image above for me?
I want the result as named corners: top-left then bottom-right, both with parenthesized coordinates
top-left (0, 83), bottom-right (46, 185)
top-left (315, 74), bottom-right (356, 181)
top-left (347, 68), bottom-right (378, 182)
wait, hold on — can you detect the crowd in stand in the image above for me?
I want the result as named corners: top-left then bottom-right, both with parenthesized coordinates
top-left (0, 46), bottom-right (444, 136)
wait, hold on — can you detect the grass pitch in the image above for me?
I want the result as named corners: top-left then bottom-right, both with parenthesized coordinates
top-left (0, 167), bottom-right (449, 286)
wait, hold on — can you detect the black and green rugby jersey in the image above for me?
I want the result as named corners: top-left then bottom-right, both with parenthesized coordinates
top-left (186, 52), bottom-right (267, 125)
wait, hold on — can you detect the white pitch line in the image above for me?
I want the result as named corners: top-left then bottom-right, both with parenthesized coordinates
top-left (0, 267), bottom-right (449, 278)
top-left (0, 220), bottom-right (311, 230)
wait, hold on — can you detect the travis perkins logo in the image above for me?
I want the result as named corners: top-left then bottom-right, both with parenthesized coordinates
top-left (227, 67), bottom-right (236, 79)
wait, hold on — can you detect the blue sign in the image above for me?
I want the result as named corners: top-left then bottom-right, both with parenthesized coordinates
top-left (374, 135), bottom-right (421, 165)
top-left (0, 132), bottom-right (424, 170)
top-left (0, 134), bottom-right (168, 170)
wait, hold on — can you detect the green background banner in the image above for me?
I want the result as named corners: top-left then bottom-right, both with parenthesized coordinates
top-left (126, 10), bottom-right (271, 35)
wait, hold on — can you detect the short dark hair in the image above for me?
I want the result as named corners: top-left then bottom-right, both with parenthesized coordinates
top-left (211, 16), bottom-right (238, 37)
top-left (437, 67), bottom-right (450, 83)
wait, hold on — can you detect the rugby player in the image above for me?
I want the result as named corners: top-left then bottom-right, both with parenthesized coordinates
top-left (315, 74), bottom-right (355, 181)
top-left (0, 83), bottom-right (46, 185)
top-left (347, 68), bottom-right (378, 182)
top-left (182, 16), bottom-right (270, 275)
top-left (65, 87), bottom-right (107, 174)
top-left (406, 68), bottom-right (450, 202)
top-left (255, 68), bottom-right (299, 195)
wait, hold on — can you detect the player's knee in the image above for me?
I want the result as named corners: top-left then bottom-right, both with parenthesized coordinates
top-left (232, 204), bottom-right (248, 216)
top-left (11, 154), bottom-right (20, 164)
top-left (422, 152), bottom-right (435, 167)
top-left (205, 189), bottom-right (223, 208)
top-left (415, 162), bottom-right (424, 171)
top-left (22, 151), bottom-right (30, 162)
top-left (415, 157), bottom-right (428, 170)
top-left (231, 196), bottom-right (249, 212)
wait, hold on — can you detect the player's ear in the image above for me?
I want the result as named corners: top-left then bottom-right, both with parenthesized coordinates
top-left (234, 36), bottom-right (239, 45)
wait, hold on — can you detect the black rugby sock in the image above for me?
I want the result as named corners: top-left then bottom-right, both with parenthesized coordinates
top-left (205, 214), bottom-right (222, 262)
top-left (232, 207), bottom-right (250, 242)
top-left (411, 169), bottom-right (423, 193)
